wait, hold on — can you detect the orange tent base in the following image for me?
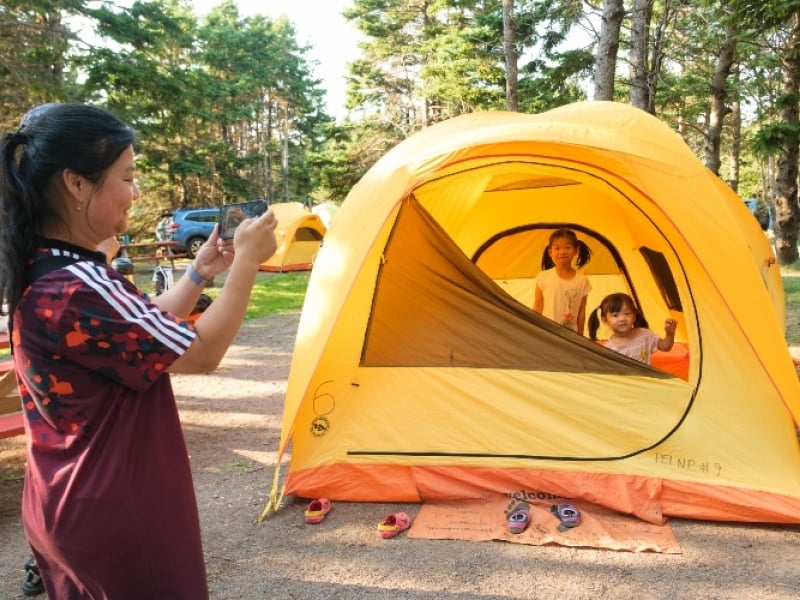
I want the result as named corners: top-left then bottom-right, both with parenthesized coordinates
top-left (284, 464), bottom-right (800, 525)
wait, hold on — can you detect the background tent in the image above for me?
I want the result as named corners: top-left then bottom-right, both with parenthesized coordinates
top-left (261, 102), bottom-right (800, 525)
top-left (311, 201), bottom-right (340, 229)
top-left (259, 202), bottom-right (326, 272)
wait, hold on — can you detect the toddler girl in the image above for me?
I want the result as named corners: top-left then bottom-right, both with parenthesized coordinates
top-left (533, 228), bottom-right (593, 334)
top-left (588, 292), bottom-right (676, 365)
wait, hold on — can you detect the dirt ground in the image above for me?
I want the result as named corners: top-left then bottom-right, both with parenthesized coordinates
top-left (2, 312), bottom-right (800, 599)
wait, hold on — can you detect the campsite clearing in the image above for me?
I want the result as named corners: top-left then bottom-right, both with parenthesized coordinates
top-left (2, 312), bottom-right (799, 599)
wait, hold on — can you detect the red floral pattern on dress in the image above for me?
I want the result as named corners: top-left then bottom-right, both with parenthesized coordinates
top-left (14, 246), bottom-right (194, 446)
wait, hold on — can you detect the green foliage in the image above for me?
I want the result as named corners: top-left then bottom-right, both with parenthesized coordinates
top-left (517, 48), bottom-right (592, 112)
top-left (343, 0), bottom-right (589, 127)
top-left (514, 0), bottom-right (590, 99)
top-left (1, 0), bottom-right (799, 252)
top-left (0, 2), bottom-right (74, 130)
top-left (64, 0), bottom-right (330, 231)
top-left (308, 122), bottom-right (371, 202)
top-left (755, 123), bottom-right (800, 155)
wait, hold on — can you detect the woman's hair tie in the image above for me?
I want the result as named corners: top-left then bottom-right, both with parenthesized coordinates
top-left (7, 130), bottom-right (36, 164)
top-left (12, 131), bottom-right (31, 145)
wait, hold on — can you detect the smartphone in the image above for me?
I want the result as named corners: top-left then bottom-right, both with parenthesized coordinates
top-left (219, 200), bottom-right (268, 239)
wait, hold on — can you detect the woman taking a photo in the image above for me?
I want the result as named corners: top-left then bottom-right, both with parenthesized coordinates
top-left (0, 103), bottom-right (278, 599)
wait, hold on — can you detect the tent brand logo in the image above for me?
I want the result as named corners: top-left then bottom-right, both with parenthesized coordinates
top-left (310, 416), bottom-right (329, 438)
top-left (507, 490), bottom-right (563, 502)
top-left (310, 383), bottom-right (335, 437)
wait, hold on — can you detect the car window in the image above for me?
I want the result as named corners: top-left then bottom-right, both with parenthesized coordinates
top-left (185, 211), bottom-right (218, 223)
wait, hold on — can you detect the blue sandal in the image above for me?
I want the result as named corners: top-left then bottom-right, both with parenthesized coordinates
top-left (551, 503), bottom-right (581, 532)
top-left (505, 501), bottom-right (531, 534)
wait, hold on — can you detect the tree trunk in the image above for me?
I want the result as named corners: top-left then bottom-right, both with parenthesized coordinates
top-left (774, 14), bottom-right (800, 265)
top-left (706, 10), bottom-right (736, 175)
top-left (503, 0), bottom-right (518, 111)
top-left (765, 155), bottom-right (776, 230)
top-left (729, 94), bottom-right (741, 192)
top-left (629, 0), bottom-right (653, 110)
top-left (282, 105), bottom-right (290, 202)
top-left (594, 0), bottom-right (625, 101)
top-left (265, 100), bottom-right (274, 202)
top-left (646, 0), bottom-right (674, 114)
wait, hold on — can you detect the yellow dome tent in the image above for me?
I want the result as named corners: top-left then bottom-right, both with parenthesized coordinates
top-left (258, 202), bottom-right (326, 272)
top-left (311, 201), bottom-right (340, 229)
top-left (261, 102), bottom-right (800, 525)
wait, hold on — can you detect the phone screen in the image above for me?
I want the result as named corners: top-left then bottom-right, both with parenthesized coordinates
top-left (219, 200), bottom-right (268, 239)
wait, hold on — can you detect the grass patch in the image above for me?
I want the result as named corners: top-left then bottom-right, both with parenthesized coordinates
top-left (783, 266), bottom-right (800, 345)
top-left (220, 460), bottom-right (255, 473)
top-left (205, 271), bottom-right (310, 319)
top-left (131, 262), bottom-right (310, 320)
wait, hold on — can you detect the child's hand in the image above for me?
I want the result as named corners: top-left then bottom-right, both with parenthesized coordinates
top-left (562, 311), bottom-right (574, 324)
top-left (664, 318), bottom-right (677, 336)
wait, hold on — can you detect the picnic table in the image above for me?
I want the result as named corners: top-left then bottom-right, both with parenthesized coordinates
top-left (118, 240), bottom-right (186, 269)
top-left (0, 330), bottom-right (22, 439)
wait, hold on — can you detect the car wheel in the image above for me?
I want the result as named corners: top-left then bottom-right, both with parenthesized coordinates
top-left (187, 236), bottom-right (206, 259)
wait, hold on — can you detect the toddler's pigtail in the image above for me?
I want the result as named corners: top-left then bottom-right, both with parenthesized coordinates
top-left (587, 306), bottom-right (601, 341)
top-left (540, 246), bottom-right (554, 270)
top-left (576, 240), bottom-right (592, 268)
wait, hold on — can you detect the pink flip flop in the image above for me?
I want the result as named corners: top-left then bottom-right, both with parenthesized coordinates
top-left (377, 512), bottom-right (411, 538)
top-left (304, 498), bottom-right (332, 524)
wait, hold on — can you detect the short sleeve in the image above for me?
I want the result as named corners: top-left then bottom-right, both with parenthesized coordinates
top-left (20, 261), bottom-right (196, 392)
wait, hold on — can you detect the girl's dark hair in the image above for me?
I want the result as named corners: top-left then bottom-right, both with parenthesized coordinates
top-left (0, 103), bottom-right (136, 316)
top-left (587, 292), bottom-right (650, 341)
top-left (540, 228), bottom-right (593, 270)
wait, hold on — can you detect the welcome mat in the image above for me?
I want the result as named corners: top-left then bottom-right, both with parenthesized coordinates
top-left (407, 495), bottom-right (681, 554)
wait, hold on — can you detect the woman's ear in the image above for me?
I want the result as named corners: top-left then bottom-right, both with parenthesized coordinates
top-left (62, 169), bottom-right (87, 205)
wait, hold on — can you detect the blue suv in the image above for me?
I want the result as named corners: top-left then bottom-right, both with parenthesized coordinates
top-left (158, 207), bottom-right (219, 258)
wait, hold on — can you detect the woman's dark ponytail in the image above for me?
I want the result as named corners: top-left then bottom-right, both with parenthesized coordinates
top-left (0, 131), bottom-right (40, 316)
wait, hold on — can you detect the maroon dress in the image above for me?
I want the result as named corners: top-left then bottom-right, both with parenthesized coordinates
top-left (14, 240), bottom-right (208, 599)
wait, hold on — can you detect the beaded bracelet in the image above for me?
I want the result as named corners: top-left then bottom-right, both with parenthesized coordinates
top-left (186, 263), bottom-right (211, 286)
